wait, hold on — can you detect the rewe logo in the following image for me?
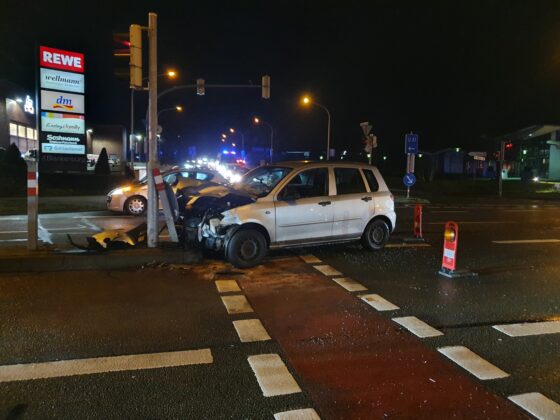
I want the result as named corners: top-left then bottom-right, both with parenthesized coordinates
top-left (53, 95), bottom-right (74, 110)
top-left (40, 46), bottom-right (84, 73)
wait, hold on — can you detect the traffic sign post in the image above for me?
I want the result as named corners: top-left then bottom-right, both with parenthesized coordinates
top-left (403, 172), bottom-right (416, 198)
top-left (404, 133), bottom-right (419, 198)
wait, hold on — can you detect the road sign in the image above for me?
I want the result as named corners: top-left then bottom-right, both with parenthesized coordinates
top-left (403, 172), bottom-right (416, 187)
top-left (405, 133), bottom-right (419, 154)
top-left (360, 122), bottom-right (372, 137)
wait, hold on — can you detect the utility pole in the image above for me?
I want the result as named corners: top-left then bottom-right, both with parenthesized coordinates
top-left (498, 140), bottom-right (505, 198)
top-left (147, 12), bottom-right (158, 248)
top-left (130, 89), bottom-right (135, 169)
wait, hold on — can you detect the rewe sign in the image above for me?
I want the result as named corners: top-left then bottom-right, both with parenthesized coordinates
top-left (40, 46), bottom-right (84, 73)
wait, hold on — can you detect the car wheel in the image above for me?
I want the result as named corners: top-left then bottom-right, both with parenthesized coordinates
top-left (362, 219), bottom-right (389, 251)
top-left (226, 229), bottom-right (267, 268)
top-left (124, 196), bottom-right (147, 216)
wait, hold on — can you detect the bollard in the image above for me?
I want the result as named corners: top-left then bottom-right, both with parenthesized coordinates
top-left (27, 161), bottom-right (38, 250)
top-left (438, 221), bottom-right (477, 278)
top-left (152, 167), bottom-right (179, 243)
top-left (414, 204), bottom-right (423, 239)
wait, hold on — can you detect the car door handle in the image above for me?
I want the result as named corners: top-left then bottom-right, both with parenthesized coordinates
top-left (361, 196), bottom-right (373, 202)
top-left (318, 201), bottom-right (331, 206)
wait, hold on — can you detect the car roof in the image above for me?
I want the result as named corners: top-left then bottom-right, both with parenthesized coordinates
top-left (271, 160), bottom-right (379, 170)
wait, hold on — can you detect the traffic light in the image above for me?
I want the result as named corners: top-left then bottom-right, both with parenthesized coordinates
top-left (261, 75), bottom-right (270, 99)
top-left (113, 32), bottom-right (131, 80)
top-left (197, 78), bottom-right (205, 96)
top-left (129, 24), bottom-right (143, 88)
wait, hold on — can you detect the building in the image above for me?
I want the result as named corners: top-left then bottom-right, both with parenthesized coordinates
top-left (0, 80), bottom-right (37, 155)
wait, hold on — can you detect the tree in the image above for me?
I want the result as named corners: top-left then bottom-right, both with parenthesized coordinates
top-left (3, 143), bottom-right (26, 169)
top-left (94, 147), bottom-right (111, 175)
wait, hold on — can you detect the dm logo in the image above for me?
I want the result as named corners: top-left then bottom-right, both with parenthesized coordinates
top-left (53, 95), bottom-right (74, 111)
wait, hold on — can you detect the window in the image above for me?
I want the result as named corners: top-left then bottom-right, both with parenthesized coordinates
top-left (279, 168), bottom-right (329, 200)
top-left (362, 169), bottom-right (379, 192)
top-left (26, 127), bottom-right (34, 140)
top-left (334, 168), bottom-right (366, 195)
top-left (18, 125), bottom-right (26, 138)
top-left (163, 173), bottom-right (178, 185)
top-left (195, 172), bottom-right (211, 181)
top-left (9, 123), bottom-right (17, 136)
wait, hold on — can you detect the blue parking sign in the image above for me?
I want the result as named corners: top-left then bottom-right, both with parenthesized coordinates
top-left (405, 133), bottom-right (419, 154)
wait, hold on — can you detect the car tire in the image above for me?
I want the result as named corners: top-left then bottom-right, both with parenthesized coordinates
top-left (362, 219), bottom-right (390, 251)
top-left (124, 196), bottom-right (147, 216)
top-left (226, 229), bottom-right (267, 269)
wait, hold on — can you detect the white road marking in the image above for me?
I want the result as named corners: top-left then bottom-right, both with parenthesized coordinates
top-left (493, 239), bottom-right (560, 244)
top-left (233, 319), bottom-right (271, 342)
top-left (38, 223), bottom-right (53, 244)
top-left (0, 239), bottom-right (27, 243)
top-left (437, 346), bottom-right (509, 380)
top-left (431, 210), bottom-right (469, 213)
top-left (44, 227), bottom-right (89, 232)
top-left (392, 316), bottom-right (443, 338)
top-left (248, 354), bottom-right (302, 397)
top-left (332, 277), bottom-right (367, 292)
top-left (274, 408), bottom-right (321, 420)
top-left (0, 348), bottom-right (213, 382)
top-left (300, 254), bottom-right (322, 264)
top-left (79, 219), bottom-right (103, 232)
top-left (215, 280), bottom-right (241, 293)
top-left (0, 231), bottom-right (27, 234)
top-left (313, 265), bottom-right (342, 277)
top-left (220, 295), bottom-right (254, 314)
top-left (508, 392), bottom-right (560, 420)
top-left (493, 320), bottom-right (560, 337)
top-left (359, 294), bottom-right (400, 311)
top-left (72, 215), bottom-right (134, 219)
top-left (385, 243), bottom-right (431, 248)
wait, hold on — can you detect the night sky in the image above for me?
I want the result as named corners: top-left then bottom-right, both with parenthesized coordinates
top-left (2, 1), bottom-right (560, 164)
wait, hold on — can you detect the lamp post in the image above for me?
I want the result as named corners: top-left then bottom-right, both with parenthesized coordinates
top-left (301, 95), bottom-right (331, 160)
top-left (229, 127), bottom-right (245, 157)
top-left (254, 117), bottom-right (274, 163)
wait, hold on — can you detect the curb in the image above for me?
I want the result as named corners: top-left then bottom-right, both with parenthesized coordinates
top-left (0, 247), bottom-right (202, 273)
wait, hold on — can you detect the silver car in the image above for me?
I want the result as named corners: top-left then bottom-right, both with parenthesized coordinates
top-left (184, 161), bottom-right (396, 268)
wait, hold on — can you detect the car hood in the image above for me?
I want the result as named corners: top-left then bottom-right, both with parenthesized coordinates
top-left (183, 184), bottom-right (255, 218)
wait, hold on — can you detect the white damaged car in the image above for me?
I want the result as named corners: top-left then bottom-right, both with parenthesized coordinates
top-left (182, 161), bottom-right (396, 268)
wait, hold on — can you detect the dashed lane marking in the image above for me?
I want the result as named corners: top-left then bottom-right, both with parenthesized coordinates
top-left (248, 353), bottom-right (302, 397)
top-left (392, 316), bottom-right (443, 338)
top-left (233, 319), bottom-right (271, 343)
top-left (313, 265), bottom-right (342, 277)
top-left (508, 392), bottom-right (560, 420)
top-left (437, 346), bottom-right (509, 380)
top-left (215, 280), bottom-right (241, 293)
top-left (0, 239), bottom-right (27, 243)
top-left (300, 254), bottom-right (322, 264)
top-left (220, 295), bottom-right (254, 314)
top-left (359, 294), bottom-right (400, 311)
top-left (0, 348), bottom-right (213, 382)
top-left (385, 243), bottom-right (431, 248)
top-left (493, 239), bottom-right (560, 244)
top-left (274, 408), bottom-right (321, 420)
top-left (430, 210), bottom-right (469, 213)
top-left (332, 277), bottom-right (367, 292)
top-left (493, 320), bottom-right (560, 337)
top-left (428, 221), bottom-right (515, 225)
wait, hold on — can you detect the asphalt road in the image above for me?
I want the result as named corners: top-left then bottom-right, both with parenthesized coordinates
top-left (0, 202), bottom-right (559, 418)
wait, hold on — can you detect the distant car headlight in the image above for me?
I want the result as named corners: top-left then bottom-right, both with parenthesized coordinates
top-left (230, 173), bottom-right (242, 183)
top-left (532, 176), bottom-right (540, 182)
top-left (109, 186), bottom-right (131, 196)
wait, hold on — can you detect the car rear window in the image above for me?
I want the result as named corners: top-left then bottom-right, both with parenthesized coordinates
top-left (334, 168), bottom-right (366, 195)
top-left (362, 169), bottom-right (379, 192)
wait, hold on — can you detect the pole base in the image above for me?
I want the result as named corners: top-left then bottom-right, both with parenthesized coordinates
top-left (438, 267), bottom-right (478, 278)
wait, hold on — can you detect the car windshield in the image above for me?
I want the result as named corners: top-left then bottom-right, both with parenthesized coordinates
top-left (236, 166), bottom-right (292, 197)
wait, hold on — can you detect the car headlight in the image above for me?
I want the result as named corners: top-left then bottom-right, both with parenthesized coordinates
top-left (109, 186), bottom-right (131, 196)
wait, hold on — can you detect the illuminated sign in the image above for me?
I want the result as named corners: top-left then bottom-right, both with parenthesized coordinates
top-left (24, 95), bottom-right (34, 114)
top-left (40, 46), bottom-right (84, 73)
top-left (41, 112), bottom-right (85, 134)
top-left (40, 68), bottom-right (85, 93)
top-left (41, 90), bottom-right (84, 114)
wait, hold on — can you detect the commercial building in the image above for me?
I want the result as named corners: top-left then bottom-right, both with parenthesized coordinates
top-left (0, 80), bottom-right (37, 154)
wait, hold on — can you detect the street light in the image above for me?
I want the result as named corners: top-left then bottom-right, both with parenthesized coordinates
top-left (228, 127), bottom-right (245, 157)
top-left (254, 117), bottom-right (274, 163)
top-left (157, 105), bottom-right (183, 118)
top-left (300, 95), bottom-right (332, 160)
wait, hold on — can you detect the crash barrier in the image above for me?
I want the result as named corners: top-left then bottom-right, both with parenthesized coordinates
top-left (438, 221), bottom-right (477, 278)
top-left (152, 167), bottom-right (179, 243)
top-left (27, 161), bottom-right (38, 250)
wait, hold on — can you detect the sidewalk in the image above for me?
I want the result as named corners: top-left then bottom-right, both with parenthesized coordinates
top-left (0, 245), bottom-right (201, 273)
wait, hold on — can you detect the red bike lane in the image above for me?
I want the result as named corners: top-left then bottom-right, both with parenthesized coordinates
top-left (238, 258), bottom-right (527, 419)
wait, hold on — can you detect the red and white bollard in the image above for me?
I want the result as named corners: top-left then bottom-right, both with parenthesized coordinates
top-left (413, 204), bottom-right (423, 239)
top-left (438, 221), bottom-right (476, 278)
top-left (27, 161), bottom-right (38, 250)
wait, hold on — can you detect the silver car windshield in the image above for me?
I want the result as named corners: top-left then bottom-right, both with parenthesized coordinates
top-left (237, 166), bottom-right (292, 197)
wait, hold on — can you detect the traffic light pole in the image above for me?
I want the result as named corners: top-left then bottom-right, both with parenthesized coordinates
top-left (147, 12), bottom-right (158, 248)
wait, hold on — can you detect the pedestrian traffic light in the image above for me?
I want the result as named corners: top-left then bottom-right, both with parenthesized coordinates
top-left (261, 75), bottom-right (270, 99)
top-left (197, 78), bottom-right (205, 96)
top-left (129, 24), bottom-right (143, 89)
